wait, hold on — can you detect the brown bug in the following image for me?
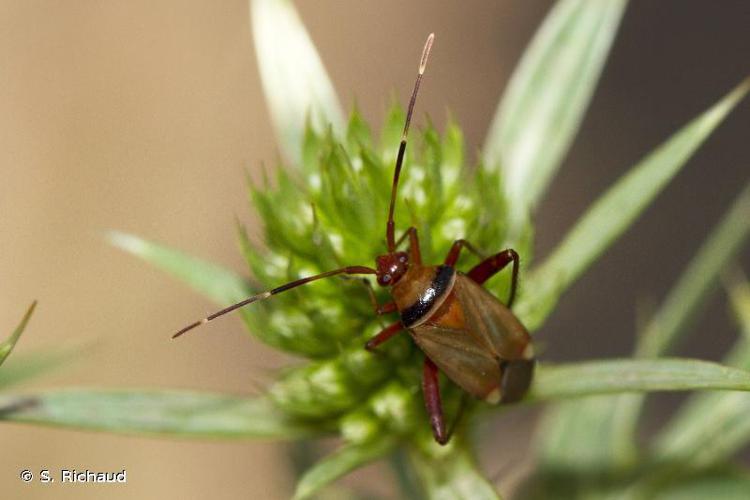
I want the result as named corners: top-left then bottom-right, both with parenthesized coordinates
top-left (174, 33), bottom-right (535, 445)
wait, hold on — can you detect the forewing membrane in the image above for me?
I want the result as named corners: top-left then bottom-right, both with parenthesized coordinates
top-left (455, 275), bottom-right (532, 360)
top-left (410, 323), bottom-right (501, 401)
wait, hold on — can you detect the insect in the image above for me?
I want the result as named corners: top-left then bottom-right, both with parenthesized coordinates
top-left (174, 33), bottom-right (535, 445)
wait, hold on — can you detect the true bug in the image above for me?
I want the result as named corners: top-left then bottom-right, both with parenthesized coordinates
top-left (175, 33), bottom-right (535, 445)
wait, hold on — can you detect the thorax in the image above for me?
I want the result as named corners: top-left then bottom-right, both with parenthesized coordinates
top-left (391, 264), bottom-right (456, 328)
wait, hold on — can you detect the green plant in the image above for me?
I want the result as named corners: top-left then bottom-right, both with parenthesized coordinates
top-left (0, 302), bottom-right (36, 370)
top-left (1, 0), bottom-right (748, 498)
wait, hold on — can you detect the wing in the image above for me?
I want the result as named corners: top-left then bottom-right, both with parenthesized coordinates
top-left (409, 274), bottom-right (534, 403)
top-left (454, 274), bottom-right (533, 361)
top-left (410, 322), bottom-right (503, 402)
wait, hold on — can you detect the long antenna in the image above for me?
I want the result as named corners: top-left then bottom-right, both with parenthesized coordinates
top-left (173, 266), bottom-right (375, 338)
top-left (386, 33), bottom-right (435, 252)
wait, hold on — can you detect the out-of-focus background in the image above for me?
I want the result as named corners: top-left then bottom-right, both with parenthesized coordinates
top-left (1, 1), bottom-right (748, 498)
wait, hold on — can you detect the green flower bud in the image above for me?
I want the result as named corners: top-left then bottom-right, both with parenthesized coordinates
top-left (339, 409), bottom-right (381, 444)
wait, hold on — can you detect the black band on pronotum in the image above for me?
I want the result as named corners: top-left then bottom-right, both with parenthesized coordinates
top-left (401, 265), bottom-right (455, 327)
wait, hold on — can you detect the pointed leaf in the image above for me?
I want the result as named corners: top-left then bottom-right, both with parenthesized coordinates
top-left (0, 348), bottom-right (78, 389)
top-left (108, 231), bottom-right (250, 305)
top-left (0, 390), bottom-right (324, 439)
top-left (653, 331), bottom-right (750, 466)
top-left (535, 183), bottom-right (750, 470)
top-left (251, 0), bottom-right (345, 166)
top-left (484, 0), bottom-right (628, 238)
top-left (534, 395), bottom-right (638, 470)
top-left (727, 272), bottom-right (750, 336)
top-left (653, 468), bottom-right (750, 500)
top-left (529, 358), bottom-right (750, 401)
top-left (515, 79), bottom-right (750, 331)
top-left (637, 182), bottom-right (750, 357)
top-left (0, 301), bottom-right (36, 368)
top-left (293, 437), bottom-right (397, 500)
top-left (408, 445), bottom-right (501, 500)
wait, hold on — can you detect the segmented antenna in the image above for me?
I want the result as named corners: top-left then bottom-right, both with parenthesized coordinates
top-left (173, 34), bottom-right (436, 339)
top-left (173, 266), bottom-right (375, 338)
top-left (386, 33), bottom-right (435, 252)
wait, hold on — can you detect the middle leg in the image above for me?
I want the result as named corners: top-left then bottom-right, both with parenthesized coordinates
top-left (356, 277), bottom-right (397, 316)
top-left (466, 249), bottom-right (520, 308)
top-left (444, 238), bottom-right (485, 267)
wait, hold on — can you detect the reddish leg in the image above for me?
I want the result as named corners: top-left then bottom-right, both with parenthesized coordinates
top-left (376, 301), bottom-right (397, 315)
top-left (467, 249), bottom-right (520, 307)
top-left (357, 277), bottom-right (397, 315)
top-left (394, 226), bottom-right (422, 265)
top-left (422, 356), bottom-right (447, 445)
top-left (444, 239), bottom-right (485, 267)
top-left (365, 321), bottom-right (404, 351)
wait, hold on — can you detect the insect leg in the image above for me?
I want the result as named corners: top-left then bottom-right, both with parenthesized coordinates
top-left (422, 356), bottom-right (448, 445)
top-left (363, 279), bottom-right (396, 327)
top-left (466, 249), bottom-right (519, 307)
top-left (394, 226), bottom-right (422, 265)
top-left (365, 321), bottom-right (404, 351)
top-left (349, 277), bottom-right (397, 316)
top-left (444, 239), bottom-right (485, 267)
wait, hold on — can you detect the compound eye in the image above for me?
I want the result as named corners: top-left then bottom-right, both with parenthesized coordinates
top-left (399, 255), bottom-right (407, 263)
top-left (382, 274), bottom-right (392, 283)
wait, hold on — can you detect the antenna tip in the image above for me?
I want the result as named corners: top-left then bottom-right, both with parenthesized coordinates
top-left (172, 319), bottom-right (205, 339)
top-left (419, 33), bottom-right (435, 75)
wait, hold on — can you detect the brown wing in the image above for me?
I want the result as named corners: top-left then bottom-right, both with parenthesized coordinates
top-left (454, 274), bottom-right (532, 361)
top-left (409, 274), bottom-right (533, 403)
top-left (410, 322), bottom-right (503, 402)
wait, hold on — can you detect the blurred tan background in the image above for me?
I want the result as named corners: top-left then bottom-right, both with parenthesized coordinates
top-left (1, 1), bottom-right (748, 498)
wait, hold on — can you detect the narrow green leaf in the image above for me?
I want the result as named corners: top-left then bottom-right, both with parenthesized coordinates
top-left (0, 301), bottom-right (36, 368)
top-left (0, 390), bottom-right (324, 439)
top-left (408, 445), bottom-right (501, 500)
top-left (534, 395), bottom-right (638, 470)
top-left (581, 182), bottom-right (750, 467)
top-left (529, 358), bottom-right (750, 401)
top-left (655, 386), bottom-right (750, 469)
top-left (108, 231), bottom-right (250, 305)
top-left (251, 0), bottom-right (345, 166)
top-left (516, 79), bottom-right (750, 331)
top-left (652, 331), bottom-right (750, 467)
top-left (727, 272), bottom-right (750, 336)
top-left (535, 183), bottom-right (750, 471)
top-left (653, 468), bottom-right (750, 500)
top-left (0, 348), bottom-right (78, 389)
top-left (484, 0), bottom-right (628, 238)
top-left (637, 182), bottom-right (750, 357)
top-left (293, 437), bottom-right (397, 500)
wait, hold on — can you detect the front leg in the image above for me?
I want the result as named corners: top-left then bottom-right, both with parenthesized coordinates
top-left (357, 277), bottom-right (397, 315)
top-left (422, 356), bottom-right (447, 445)
top-left (365, 321), bottom-right (404, 351)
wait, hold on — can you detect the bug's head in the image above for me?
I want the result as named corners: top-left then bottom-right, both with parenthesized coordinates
top-left (375, 251), bottom-right (409, 287)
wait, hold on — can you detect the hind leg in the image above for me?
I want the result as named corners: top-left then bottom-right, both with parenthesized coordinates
top-left (422, 356), bottom-right (448, 445)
